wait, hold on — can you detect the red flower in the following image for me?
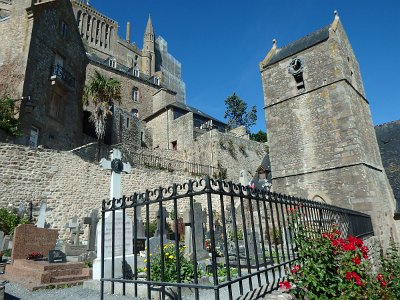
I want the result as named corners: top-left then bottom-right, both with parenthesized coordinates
top-left (345, 272), bottom-right (352, 280)
top-left (279, 281), bottom-right (291, 290)
top-left (381, 280), bottom-right (387, 287)
top-left (291, 265), bottom-right (301, 274)
top-left (342, 242), bottom-right (356, 251)
top-left (376, 274), bottom-right (385, 281)
top-left (352, 256), bottom-right (361, 265)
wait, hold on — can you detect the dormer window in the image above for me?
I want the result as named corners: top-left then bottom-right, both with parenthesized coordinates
top-left (109, 57), bottom-right (117, 68)
top-left (133, 67), bottom-right (140, 77)
top-left (153, 76), bottom-right (160, 85)
top-left (132, 87), bottom-right (139, 102)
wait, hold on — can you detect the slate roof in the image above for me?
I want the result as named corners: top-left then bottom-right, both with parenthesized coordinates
top-left (266, 25), bottom-right (330, 67)
top-left (375, 120), bottom-right (400, 213)
top-left (144, 101), bottom-right (226, 126)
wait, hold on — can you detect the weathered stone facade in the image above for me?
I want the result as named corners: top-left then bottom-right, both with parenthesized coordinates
top-left (0, 0), bottom-right (87, 150)
top-left (260, 14), bottom-right (399, 247)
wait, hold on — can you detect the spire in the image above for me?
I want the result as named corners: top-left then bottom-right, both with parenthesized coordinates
top-left (145, 15), bottom-right (154, 34)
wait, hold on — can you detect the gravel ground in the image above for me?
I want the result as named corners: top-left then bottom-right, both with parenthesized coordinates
top-left (2, 268), bottom-right (292, 300)
top-left (3, 282), bottom-right (135, 300)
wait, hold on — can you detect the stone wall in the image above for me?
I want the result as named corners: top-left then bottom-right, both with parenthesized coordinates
top-left (0, 143), bottom-right (209, 239)
top-left (188, 129), bottom-right (268, 182)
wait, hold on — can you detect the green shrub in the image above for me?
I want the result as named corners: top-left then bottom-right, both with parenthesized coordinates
top-left (0, 96), bottom-right (21, 136)
top-left (0, 208), bottom-right (29, 236)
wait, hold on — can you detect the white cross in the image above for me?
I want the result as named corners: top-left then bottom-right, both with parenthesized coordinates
top-left (99, 149), bottom-right (131, 202)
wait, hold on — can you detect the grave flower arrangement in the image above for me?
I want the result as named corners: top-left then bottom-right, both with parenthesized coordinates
top-left (26, 251), bottom-right (43, 260)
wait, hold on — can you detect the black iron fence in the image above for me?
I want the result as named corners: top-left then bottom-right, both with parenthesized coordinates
top-left (100, 177), bottom-right (373, 300)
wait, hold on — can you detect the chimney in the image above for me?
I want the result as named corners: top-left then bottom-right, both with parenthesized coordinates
top-left (126, 21), bottom-right (131, 43)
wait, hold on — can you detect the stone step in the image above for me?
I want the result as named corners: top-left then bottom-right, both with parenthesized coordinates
top-left (30, 280), bottom-right (84, 291)
top-left (50, 274), bottom-right (91, 283)
top-left (12, 259), bottom-right (84, 271)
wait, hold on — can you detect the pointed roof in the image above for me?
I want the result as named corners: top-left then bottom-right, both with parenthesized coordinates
top-left (145, 15), bottom-right (154, 34)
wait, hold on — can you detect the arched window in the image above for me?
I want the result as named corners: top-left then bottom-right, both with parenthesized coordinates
top-left (132, 87), bottom-right (139, 101)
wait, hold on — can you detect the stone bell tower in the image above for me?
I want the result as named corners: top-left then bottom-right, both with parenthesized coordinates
top-left (259, 12), bottom-right (399, 246)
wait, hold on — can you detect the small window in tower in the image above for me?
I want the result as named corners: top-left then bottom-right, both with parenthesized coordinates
top-left (131, 108), bottom-right (139, 118)
top-left (126, 117), bottom-right (130, 128)
top-left (109, 57), bottom-right (117, 68)
top-left (132, 87), bottom-right (139, 101)
top-left (61, 21), bottom-right (68, 38)
top-left (153, 76), bottom-right (160, 85)
top-left (171, 141), bottom-right (177, 151)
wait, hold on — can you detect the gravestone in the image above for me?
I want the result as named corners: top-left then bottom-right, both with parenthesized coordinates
top-left (48, 250), bottom-right (67, 263)
top-left (11, 224), bottom-right (58, 261)
top-left (93, 148), bottom-right (134, 280)
top-left (183, 203), bottom-right (208, 260)
top-left (132, 202), bottom-right (146, 254)
top-left (93, 211), bottom-right (134, 279)
top-left (245, 231), bottom-right (262, 260)
top-left (148, 207), bottom-right (172, 255)
top-left (1, 236), bottom-right (10, 252)
top-left (214, 220), bottom-right (225, 251)
top-left (63, 216), bottom-right (86, 256)
top-left (84, 209), bottom-right (99, 252)
top-left (36, 202), bottom-right (47, 228)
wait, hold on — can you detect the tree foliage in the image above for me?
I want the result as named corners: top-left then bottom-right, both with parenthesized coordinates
top-left (83, 71), bottom-right (121, 140)
top-left (224, 93), bottom-right (256, 133)
top-left (0, 96), bottom-right (21, 136)
top-left (250, 130), bottom-right (267, 143)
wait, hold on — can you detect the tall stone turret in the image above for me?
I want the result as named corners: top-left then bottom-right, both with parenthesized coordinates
top-left (141, 15), bottom-right (155, 76)
top-left (259, 12), bottom-right (399, 248)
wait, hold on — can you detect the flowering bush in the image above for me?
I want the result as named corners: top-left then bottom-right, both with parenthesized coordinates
top-left (146, 244), bottom-right (198, 283)
top-left (282, 209), bottom-right (400, 299)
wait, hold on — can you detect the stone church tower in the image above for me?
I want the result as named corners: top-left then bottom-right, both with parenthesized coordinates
top-left (260, 12), bottom-right (399, 246)
top-left (141, 15), bottom-right (155, 76)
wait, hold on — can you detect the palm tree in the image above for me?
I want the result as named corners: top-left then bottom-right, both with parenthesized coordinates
top-left (83, 70), bottom-right (121, 160)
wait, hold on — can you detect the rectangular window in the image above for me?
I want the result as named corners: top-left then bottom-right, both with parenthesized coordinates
top-left (49, 92), bottom-right (63, 120)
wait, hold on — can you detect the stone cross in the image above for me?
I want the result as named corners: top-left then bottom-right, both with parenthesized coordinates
top-left (84, 209), bottom-right (99, 251)
top-left (36, 202), bottom-right (47, 228)
top-left (99, 148), bottom-right (131, 202)
top-left (183, 203), bottom-right (208, 260)
top-left (66, 216), bottom-right (83, 245)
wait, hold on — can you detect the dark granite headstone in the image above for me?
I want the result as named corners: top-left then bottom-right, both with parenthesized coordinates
top-left (132, 238), bottom-right (146, 254)
top-left (48, 250), bottom-right (67, 263)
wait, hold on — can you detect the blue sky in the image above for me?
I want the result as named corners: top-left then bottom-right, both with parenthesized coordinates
top-left (91, 0), bottom-right (400, 133)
